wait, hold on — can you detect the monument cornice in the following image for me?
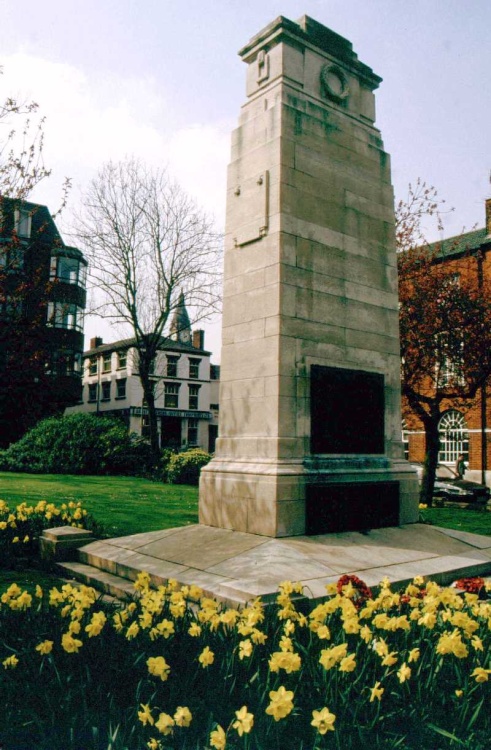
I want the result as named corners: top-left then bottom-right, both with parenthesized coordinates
top-left (238, 15), bottom-right (382, 91)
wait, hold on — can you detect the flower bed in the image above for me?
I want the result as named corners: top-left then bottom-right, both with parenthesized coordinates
top-left (1, 571), bottom-right (490, 749)
top-left (0, 498), bottom-right (99, 568)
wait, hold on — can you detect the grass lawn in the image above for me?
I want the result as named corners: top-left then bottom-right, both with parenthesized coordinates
top-left (423, 504), bottom-right (491, 536)
top-left (0, 472), bottom-right (199, 537)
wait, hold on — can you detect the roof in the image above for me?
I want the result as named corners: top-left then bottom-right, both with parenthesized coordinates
top-left (84, 335), bottom-right (210, 357)
top-left (429, 227), bottom-right (489, 259)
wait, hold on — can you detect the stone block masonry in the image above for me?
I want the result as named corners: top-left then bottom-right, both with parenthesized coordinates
top-left (200, 15), bottom-right (420, 537)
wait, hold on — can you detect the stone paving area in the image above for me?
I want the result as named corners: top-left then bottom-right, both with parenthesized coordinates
top-left (69, 523), bottom-right (491, 606)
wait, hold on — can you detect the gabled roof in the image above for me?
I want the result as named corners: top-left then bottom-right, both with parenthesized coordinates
top-left (429, 227), bottom-right (489, 259)
top-left (84, 335), bottom-right (210, 357)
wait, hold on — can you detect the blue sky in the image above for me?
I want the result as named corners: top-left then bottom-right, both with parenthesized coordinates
top-left (2, 0), bottom-right (490, 357)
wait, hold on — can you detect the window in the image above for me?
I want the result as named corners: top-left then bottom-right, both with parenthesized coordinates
top-left (188, 419), bottom-right (198, 446)
top-left (0, 295), bottom-right (22, 318)
top-left (89, 356), bottom-right (98, 375)
top-left (46, 350), bottom-right (83, 376)
top-left (0, 243), bottom-right (24, 271)
top-left (102, 352), bottom-right (112, 373)
top-left (49, 255), bottom-right (86, 287)
top-left (164, 382), bottom-right (180, 409)
top-left (438, 410), bottom-right (469, 464)
top-left (435, 331), bottom-right (465, 388)
top-left (210, 403), bottom-right (219, 411)
top-left (142, 414), bottom-right (151, 438)
top-left (117, 351), bottom-right (127, 369)
top-left (188, 384), bottom-right (200, 410)
top-left (116, 379), bottom-right (127, 399)
top-left (166, 355), bottom-right (179, 377)
top-left (14, 208), bottom-right (31, 238)
top-left (438, 354), bottom-right (465, 388)
top-left (189, 358), bottom-right (201, 379)
top-left (88, 383), bottom-right (98, 403)
top-left (46, 302), bottom-right (83, 331)
top-left (401, 420), bottom-right (409, 461)
top-left (101, 381), bottom-right (111, 401)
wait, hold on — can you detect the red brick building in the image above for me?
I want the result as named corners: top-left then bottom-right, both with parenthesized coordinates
top-left (403, 198), bottom-right (491, 485)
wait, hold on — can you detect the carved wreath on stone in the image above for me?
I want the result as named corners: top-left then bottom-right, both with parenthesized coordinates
top-left (320, 64), bottom-right (349, 103)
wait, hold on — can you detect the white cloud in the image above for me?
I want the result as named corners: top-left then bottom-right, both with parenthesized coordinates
top-left (1, 52), bottom-right (230, 227)
top-left (1, 51), bottom-right (228, 358)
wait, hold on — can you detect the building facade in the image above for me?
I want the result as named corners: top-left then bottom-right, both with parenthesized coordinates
top-left (67, 331), bottom-right (220, 453)
top-left (0, 198), bottom-right (87, 445)
top-left (403, 198), bottom-right (491, 484)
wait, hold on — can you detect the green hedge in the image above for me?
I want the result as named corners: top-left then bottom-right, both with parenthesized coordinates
top-left (166, 449), bottom-right (212, 485)
top-left (0, 413), bottom-right (153, 475)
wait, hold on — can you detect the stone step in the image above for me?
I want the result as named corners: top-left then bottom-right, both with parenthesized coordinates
top-left (75, 541), bottom-right (254, 607)
top-left (78, 542), bottom-right (173, 588)
top-left (57, 561), bottom-right (137, 601)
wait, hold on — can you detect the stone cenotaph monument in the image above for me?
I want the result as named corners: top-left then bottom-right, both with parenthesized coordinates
top-left (200, 15), bottom-right (419, 538)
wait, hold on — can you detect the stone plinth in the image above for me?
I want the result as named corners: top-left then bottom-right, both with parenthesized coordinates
top-left (200, 15), bottom-right (419, 536)
top-left (39, 526), bottom-right (96, 562)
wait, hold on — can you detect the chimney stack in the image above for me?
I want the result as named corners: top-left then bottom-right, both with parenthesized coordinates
top-left (90, 337), bottom-right (103, 349)
top-left (192, 329), bottom-right (205, 349)
top-left (486, 198), bottom-right (491, 236)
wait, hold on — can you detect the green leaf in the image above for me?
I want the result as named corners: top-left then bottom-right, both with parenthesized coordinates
top-left (427, 723), bottom-right (464, 744)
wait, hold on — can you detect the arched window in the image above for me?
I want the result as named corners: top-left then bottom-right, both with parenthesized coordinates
top-left (438, 410), bottom-right (468, 464)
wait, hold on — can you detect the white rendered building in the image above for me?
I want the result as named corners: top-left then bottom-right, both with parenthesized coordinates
top-left (67, 328), bottom-right (219, 452)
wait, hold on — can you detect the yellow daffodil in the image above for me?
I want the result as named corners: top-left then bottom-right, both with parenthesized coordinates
top-left (268, 650), bottom-right (301, 674)
top-left (319, 643), bottom-right (347, 671)
top-left (125, 622), bottom-right (140, 640)
top-left (232, 706), bottom-right (254, 736)
top-left (360, 625), bottom-right (372, 643)
top-left (251, 628), bottom-right (268, 645)
top-left (198, 646), bottom-right (215, 668)
top-left (265, 685), bottom-right (294, 721)
top-left (2, 654), bottom-right (19, 669)
top-left (238, 639), bottom-right (253, 660)
top-left (397, 662), bottom-right (411, 683)
top-left (188, 622), bottom-right (202, 637)
top-left (155, 619), bottom-right (175, 638)
top-left (61, 632), bottom-right (83, 653)
top-left (147, 656), bottom-right (170, 681)
top-left (381, 652), bottom-right (398, 667)
top-left (85, 611), bottom-right (107, 638)
top-left (471, 636), bottom-right (484, 652)
top-left (279, 635), bottom-right (293, 652)
top-left (369, 681), bottom-right (384, 702)
top-left (311, 707), bottom-right (336, 734)
top-left (408, 648), bottom-right (420, 663)
top-left (316, 624), bottom-right (331, 640)
top-left (174, 706), bottom-right (192, 727)
top-left (436, 630), bottom-right (469, 659)
top-left (35, 640), bottom-right (53, 655)
top-left (138, 703), bottom-right (155, 726)
top-left (209, 724), bottom-right (227, 749)
top-left (339, 653), bottom-right (357, 672)
top-left (155, 712), bottom-right (174, 736)
top-left (471, 667), bottom-right (491, 683)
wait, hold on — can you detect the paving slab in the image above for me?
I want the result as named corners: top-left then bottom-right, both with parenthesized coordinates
top-left (76, 523), bottom-right (491, 606)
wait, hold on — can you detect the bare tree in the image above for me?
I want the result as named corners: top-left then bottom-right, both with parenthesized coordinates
top-left (75, 158), bottom-right (222, 459)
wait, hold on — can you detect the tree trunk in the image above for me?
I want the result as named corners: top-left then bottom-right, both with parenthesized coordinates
top-left (141, 373), bottom-right (160, 464)
top-left (421, 416), bottom-right (440, 506)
